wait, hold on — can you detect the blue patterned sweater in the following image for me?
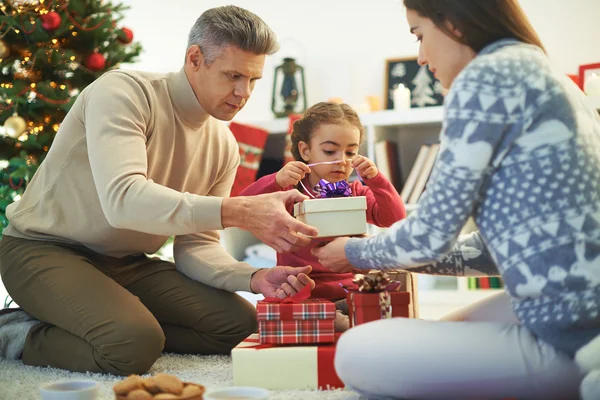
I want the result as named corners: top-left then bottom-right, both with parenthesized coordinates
top-left (346, 39), bottom-right (600, 356)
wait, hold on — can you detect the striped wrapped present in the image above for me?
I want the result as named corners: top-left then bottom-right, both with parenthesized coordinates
top-left (256, 285), bottom-right (335, 345)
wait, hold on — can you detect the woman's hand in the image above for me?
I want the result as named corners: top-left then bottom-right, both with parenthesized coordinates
top-left (311, 237), bottom-right (361, 273)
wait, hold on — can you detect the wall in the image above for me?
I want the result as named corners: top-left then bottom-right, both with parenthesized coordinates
top-left (120, 0), bottom-right (600, 123)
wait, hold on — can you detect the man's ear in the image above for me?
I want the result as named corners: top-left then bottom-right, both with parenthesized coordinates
top-left (298, 141), bottom-right (310, 162)
top-left (186, 45), bottom-right (204, 70)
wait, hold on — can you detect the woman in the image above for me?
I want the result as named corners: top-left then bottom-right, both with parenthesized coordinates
top-left (313, 1), bottom-right (600, 399)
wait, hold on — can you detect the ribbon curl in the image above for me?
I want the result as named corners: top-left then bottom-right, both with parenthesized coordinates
top-left (314, 179), bottom-right (352, 198)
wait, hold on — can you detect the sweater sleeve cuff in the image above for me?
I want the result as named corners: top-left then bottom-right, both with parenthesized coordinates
top-left (361, 171), bottom-right (385, 185)
top-left (192, 196), bottom-right (224, 232)
top-left (345, 237), bottom-right (372, 270)
top-left (230, 262), bottom-right (258, 292)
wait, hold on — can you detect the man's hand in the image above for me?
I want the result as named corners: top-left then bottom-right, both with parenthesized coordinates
top-left (311, 237), bottom-right (361, 273)
top-left (250, 265), bottom-right (315, 298)
top-left (276, 161), bottom-right (311, 188)
top-left (351, 155), bottom-right (379, 180)
top-left (222, 190), bottom-right (318, 253)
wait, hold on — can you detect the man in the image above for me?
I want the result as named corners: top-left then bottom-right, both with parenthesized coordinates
top-left (0, 5), bottom-right (317, 375)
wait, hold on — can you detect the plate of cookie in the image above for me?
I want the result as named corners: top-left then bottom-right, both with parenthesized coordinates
top-left (204, 386), bottom-right (270, 400)
top-left (113, 373), bottom-right (205, 399)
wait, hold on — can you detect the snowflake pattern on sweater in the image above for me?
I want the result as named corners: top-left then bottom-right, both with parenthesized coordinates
top-left (345, 39), bottom-right (600, 355)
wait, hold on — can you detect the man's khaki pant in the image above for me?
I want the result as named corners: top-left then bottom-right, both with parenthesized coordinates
top-left (0, 235), bottom-right (257, 375)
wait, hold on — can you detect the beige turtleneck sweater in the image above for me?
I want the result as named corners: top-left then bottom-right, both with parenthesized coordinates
top-left (4, 68), bottom-right (257, 292)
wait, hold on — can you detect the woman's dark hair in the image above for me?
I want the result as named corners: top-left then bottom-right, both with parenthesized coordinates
top-left (404, 0), bottom-right (545, 53)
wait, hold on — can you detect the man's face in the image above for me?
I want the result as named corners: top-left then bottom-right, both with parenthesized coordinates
top-left (185, 45), bottom-right (265, 121)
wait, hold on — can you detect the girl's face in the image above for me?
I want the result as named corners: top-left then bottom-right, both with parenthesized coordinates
top-left (298, 123), bottom-right (361, 186)
top-left (406, 9), bottom-right (476, 89)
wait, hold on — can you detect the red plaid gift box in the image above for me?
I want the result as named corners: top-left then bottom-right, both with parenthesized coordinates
top-left (256, 285), bottom-right (335, 345)
top-left (232, 333), bottom-right (344, 390)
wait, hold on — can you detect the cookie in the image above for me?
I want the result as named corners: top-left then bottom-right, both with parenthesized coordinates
top-left (181, 384), bottom-right (205, 397)
top-left (152, 373), bottom-right (184, 395)
top-left (141, 377), bottom-right (160, 394)
top-left (113, 375), bottom-right (144, 395)
top-left (153, 394), bottom-right (178, 399)
top-left (126, 389), bottom-right (153, 400)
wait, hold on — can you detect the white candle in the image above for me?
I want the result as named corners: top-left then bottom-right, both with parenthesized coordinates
top-left (584, 73), bottom-right (600, 96)
top-left (393, 84), bottom-right (411, 110)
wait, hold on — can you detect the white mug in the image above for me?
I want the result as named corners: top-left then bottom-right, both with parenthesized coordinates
top-left (204, 386), bottom-right (270, 400)
top-left (39, 380), bottom-right (99, 400)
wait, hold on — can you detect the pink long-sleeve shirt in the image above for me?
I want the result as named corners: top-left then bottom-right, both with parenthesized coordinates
top-left (239, 172), bottom-right (406, 300)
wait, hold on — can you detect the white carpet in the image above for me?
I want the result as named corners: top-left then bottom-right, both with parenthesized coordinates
top-left (0, 354), bottom-right (361, 400)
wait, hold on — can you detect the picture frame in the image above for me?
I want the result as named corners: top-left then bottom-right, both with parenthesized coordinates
top-left (384, 57), bottom-right (444, 110)
top-left (578, 62), bottom-right (600, 91)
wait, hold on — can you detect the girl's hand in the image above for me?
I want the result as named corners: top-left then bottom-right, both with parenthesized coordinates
top-left (352, 155), bottom-right (378, 179)
top-left (276, 161), bottom-right (311, 188)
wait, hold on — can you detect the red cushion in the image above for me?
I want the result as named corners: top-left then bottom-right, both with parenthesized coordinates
top-left (229, 122), bottom-right (270, 197)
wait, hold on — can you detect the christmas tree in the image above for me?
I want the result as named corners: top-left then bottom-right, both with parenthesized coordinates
top-left (0, 0), bottom-right (142, 234)
top-left (411, 65), bottom-right (437, 107)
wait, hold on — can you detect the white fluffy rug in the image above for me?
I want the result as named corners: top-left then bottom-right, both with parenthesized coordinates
top-left (0, 354), bottom-right (361, 400)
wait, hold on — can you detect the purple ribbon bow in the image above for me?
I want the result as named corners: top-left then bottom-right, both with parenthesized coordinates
top-left (314, 179), bottom-right (352, 198)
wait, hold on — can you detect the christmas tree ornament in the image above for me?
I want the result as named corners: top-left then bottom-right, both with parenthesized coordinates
top-left (84, 52), bottom-right (106, 71)
top-left (41, 11), bottom-right (62, 31)
top-left (0, 40), bottom-right (10, 59)
top-left (4, 113), bottom-right (27, 139)
top-left (117, 27), bottom-right (134, 44)
top-left (7, 0), bottom-right (41, 9)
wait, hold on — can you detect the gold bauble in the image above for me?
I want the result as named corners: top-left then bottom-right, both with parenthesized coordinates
top-left (0, 40), bottom-right (9, 59)
top-left (4, 114), bottom-right (27, 139)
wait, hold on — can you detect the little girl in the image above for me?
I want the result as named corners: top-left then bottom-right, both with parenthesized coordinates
top-left (239, 102), bottom-right (406, 322)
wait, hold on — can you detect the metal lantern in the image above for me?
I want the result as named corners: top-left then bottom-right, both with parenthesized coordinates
top-left (271, 57), bottom-right (307, 118)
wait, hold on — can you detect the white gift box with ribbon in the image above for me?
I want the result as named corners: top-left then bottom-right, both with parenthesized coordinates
top-left (293, 196), bottom-right (367, 238)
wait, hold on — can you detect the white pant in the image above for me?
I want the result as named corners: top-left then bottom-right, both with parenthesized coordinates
top-left (335, 292), bottom-right (583, 399)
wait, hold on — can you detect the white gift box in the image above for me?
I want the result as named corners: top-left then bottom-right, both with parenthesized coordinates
top-left (293, 196), bottom-right (367, 238)
top-left (231, 334), bottom-right (343, 390)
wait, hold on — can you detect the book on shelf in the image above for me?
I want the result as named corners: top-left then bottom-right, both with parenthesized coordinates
top-left (374, 140), bottom-right (402, 190)
top-left (467, 277), bottom-right (504, 290)
top-left (399, 144), bottom-right (430, 202)
top-left (408, 143), bottom-right (440, 204)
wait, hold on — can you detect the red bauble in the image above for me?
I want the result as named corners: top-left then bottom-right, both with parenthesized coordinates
top-left (118, 27), bottom-right (134, 44)
top-left (41, 11), bottom-right (61, 31)
top-left (84, 52), bottom-right (106, 72)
